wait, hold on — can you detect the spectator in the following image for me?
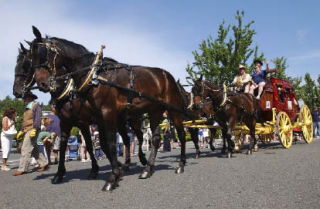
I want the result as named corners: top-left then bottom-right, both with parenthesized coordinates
top-left (198, 129), bottom-right (205, 148)
top-left (311, 107), bottom-right (320, 138)
top-left (116, 132), bottom-right (123, 156)
top-left (79, 131), bottom-right (90, 162)
top-left (45, 105), bottom-right (61, 164)
top-left (162, 111), bottom-right (171, 152)
top-left (1, 108), bottom-right (17, 171)
top-left (13, 92), bottom-right (48, 176)
top-left (93, 131), bottom-right (104, 160)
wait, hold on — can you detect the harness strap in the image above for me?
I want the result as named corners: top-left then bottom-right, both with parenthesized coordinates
top-left (57, 78), bottom-right (75, 100)
top-left (78, 45), bottom-right (105, 92)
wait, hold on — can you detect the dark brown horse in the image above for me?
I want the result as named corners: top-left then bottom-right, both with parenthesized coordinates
top-left (176, 80), bottom-right (217, 157)
top-left (13, 43), bottom-right (101, 181)
top-left (29, 26), bottom-right (187, 191)
top-left (13, 42), bottom-right (149, 184)
top-left (191, 78), bottom-right (261, 157)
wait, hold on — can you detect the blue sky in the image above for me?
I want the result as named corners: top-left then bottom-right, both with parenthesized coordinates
top-left (1, 0), bottom-right (319, 104)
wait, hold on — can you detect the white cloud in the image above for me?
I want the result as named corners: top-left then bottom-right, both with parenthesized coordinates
top-left (0, 1), bottom-right (192, 103)
top-left (289, 50), bottom-right (320, 62)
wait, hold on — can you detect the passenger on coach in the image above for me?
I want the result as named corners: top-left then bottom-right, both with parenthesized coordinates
top-left (232, 64), bottom-right (252, 93)
top-left (250, 59), bottom-right (278, 99)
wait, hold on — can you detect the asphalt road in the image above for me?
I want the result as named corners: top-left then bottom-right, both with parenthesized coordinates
top-left (1, 138), bottom-right (320, 209)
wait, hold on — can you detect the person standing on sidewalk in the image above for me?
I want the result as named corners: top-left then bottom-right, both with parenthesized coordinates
top-left (45, 105), bottom-right (61, 164)
top-left (1, 108), bottom-right (17, 171)
top-left (12, 92), bottom-right (48, 176)
top-left (311, 107), bottom-right (320, 138)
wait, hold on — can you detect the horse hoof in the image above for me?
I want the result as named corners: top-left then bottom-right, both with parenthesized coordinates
top-left (227, 153), bottom-right (232, 158)
top-left (247, 150), bottom-right (252, 155)
top-left (175, 166), bottom-right (184, 174)
top-left (195, 153), bottom-right (200, 159)
top-left (139, 171), bottom-right (151, 179)
top-left (52, 175), bottom-right (63, 184)
top-left (102, 183), bottom-right (115, 192)
top-left (210, 146), bottom-right (215, 152)
top-left (254, 146), bottom-right (259, 152)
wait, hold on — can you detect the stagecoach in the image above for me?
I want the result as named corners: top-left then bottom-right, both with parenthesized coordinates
top-left (233, 77), bottom-right (313, 150)
top-left (183, 77), bottom-right (313, 151)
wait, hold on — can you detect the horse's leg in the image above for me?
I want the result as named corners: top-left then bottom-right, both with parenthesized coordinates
top-left (247, 119), bottom-right (258, 154)
top-left (79, 125), bottom-right (99, 179)
top-left (170, 112), bottom-right (186, 174)
top-left (208, 128), bottom-right (216, 152)
top-left (226, 119), bottom-right (236, 158)
top-left (221, 128), bottom-right (227, 154)
top-left (189, 128), bottom-right (200, 159)
top-left (139, 112), bottom-right (162, 179)
top-left (129, 119), bottom-right (147, 166)
top-left (52, 125), bottom-right (71, 184)
top-left (101, 127), bottom-right (123, 191)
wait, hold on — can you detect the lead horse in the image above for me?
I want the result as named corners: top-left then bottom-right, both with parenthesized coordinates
top-left (13, 42), bottom-right (149, 184)
top-left (191, 77), bottom-right (261, 157)
top-left (29, 26), bottom-right (187, 191)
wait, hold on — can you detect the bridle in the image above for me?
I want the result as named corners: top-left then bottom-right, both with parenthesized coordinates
top-left (189, 81), bottom-right (227, 110)
top-left (15, 53), bottom-right (38, 97)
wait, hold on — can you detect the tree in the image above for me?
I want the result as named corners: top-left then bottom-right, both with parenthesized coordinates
top-left (300, 73), bottom-right (320, 108)
top-left (187, 10), bottom-right (264, 85)
top-left (271, 56), bottom-right (288, 80)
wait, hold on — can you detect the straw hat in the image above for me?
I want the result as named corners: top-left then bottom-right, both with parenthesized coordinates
top-left (238, 64), bottom-right (246, 70)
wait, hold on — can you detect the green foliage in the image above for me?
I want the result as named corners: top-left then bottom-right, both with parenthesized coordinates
top-left (300, 73), bottom-right (320, 108)
top-left (271, 57), bottom-right (288, 80)
top-left (187, 10), bottom-right (263, 85)
top-left (0, 96), bottom-right (25, 131)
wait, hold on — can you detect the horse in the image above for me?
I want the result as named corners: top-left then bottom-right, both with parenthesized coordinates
top-left (176, 80), bottom-right (217, 158)
top-left (190, 77), bottom-right (260, 157)
top-left (13, 43), bottom-right (101, 180)
top-left (13, 43), bottom-right (148, 184)
top-left (29, 26), bottom-right (188, 191)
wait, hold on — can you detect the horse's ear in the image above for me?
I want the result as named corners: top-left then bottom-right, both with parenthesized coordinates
top-left (20, 43), bottom-right (27, 54)
top-left (199, 74), bottom-right (203, 81)
top-left (177, 79), bottom-right (180, 84)
top-left (24, 40), bottom-right (31, 46)
top-left (32, 25), bottom-right (42, 41)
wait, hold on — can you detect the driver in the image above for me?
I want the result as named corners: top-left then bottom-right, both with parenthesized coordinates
top-left (232, 64), bottom-right (252, 93)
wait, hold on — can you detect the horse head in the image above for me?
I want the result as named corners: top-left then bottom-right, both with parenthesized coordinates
top-left (13, 43), bottom-right (34, 98)
top-left (30, 26), bottom-right (88, 94)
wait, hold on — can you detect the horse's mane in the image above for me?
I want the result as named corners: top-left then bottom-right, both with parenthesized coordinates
top-left (50, 37), bottom-right (90, 57)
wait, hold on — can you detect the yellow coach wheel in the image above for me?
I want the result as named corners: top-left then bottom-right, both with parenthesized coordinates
top-left (259, 134), bottom-right (273, 145)
top-left (234, 135), bottom-right (245, 152)
top-left (299, 105), bottom-right (313, 144)
top-left (276, 111), bottom-right (293, 149)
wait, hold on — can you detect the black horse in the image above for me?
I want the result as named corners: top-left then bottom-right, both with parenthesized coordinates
top-left (191, 78), bottom-right (261, 157)
top-left (29, 26), bottom-right (188, 191)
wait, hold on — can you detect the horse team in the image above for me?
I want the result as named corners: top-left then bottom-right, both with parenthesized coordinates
top-left (13, 26), bottom-right (262, 191)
